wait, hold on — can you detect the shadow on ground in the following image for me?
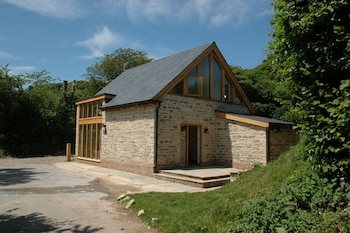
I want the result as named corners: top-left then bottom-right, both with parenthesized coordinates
top-left (0, 209), bottom-right (103, 233)
top-left (0, 168), bottom-right (45, 186)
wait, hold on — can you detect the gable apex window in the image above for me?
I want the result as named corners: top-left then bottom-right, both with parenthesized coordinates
top-left (170, 53), bottom-right (243, 104)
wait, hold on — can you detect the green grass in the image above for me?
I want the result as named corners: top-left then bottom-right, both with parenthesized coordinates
top-left (129, 143), bottom-right (307, 233)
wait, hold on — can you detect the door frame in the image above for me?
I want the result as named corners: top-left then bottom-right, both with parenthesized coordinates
top-left (181, 123), bottom-right (202, 166)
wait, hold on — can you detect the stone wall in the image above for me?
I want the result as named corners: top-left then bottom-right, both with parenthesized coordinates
top-left (268, 126), bottom-right (299, 162)
top-left (101, 104), bottom-right (156, 175)
top-left (76, 93), bottom-right (298, 175)
top-left (157, 94), bottom-right (250, 169)
top-left (228, 122), bottom-right (267, 169)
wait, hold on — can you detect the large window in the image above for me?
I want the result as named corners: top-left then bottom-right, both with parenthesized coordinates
top-left (170, 54), bottom-right (242, 104)
top-left (78, 124), bottom-right (102, 160)
top-left (76, 94), bottom-right (113, 161)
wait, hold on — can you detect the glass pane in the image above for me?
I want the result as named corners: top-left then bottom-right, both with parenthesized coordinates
top-left (201, 55), bottom-right (210, 99)
top-left (188, 67), bottom-right (197, 76)
top-left (224, 77), bottom-right (232, 102)
top-left (170, 79), bottom-right (184, 94)
top-left (213, 58), bottom-right (222, 101)
top-left (234, 89), bottom-right (242, 104)
top-left (188, 77), bottom-right (202, 95)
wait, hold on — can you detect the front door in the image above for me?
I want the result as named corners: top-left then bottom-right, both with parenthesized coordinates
top-left (181, 124), bottom-right (201, 166)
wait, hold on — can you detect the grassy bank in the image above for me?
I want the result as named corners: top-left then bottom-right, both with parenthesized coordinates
top-left (128, 142), bottom-right (349, 232)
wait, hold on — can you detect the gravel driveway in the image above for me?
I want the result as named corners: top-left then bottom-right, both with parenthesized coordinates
top-left (0, 156), bottom-right (158, 233)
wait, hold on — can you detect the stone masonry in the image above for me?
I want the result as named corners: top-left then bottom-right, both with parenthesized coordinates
top-left (92, 93), bottom-right (298, 175)
top-left (229, 122), bottom-right (267, 169)
top-left (101, 104), bottom-right (156, 175)
top-left (156, 94), bottom-right (251, 170)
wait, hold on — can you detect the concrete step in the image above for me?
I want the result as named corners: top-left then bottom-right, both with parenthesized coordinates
top-left (154, 171), bottom-right (231, 188)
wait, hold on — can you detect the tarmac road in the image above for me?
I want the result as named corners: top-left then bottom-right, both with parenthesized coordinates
top-left (0, 156), bottom-right (158, 233)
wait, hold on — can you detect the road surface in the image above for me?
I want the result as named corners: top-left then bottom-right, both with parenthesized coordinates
top-left (0, 156), bottom-right (158, 233)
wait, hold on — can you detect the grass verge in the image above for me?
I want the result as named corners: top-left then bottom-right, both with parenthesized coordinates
top-left (129, 143), bottom-right (307, 233)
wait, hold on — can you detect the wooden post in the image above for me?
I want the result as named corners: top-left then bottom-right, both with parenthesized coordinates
top-left (66, 143), bottom-right (71, 162)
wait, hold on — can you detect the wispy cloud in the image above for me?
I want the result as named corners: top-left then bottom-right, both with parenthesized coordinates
top-left (2, 0), bottom-right (87, 19)
top-left (102, 0), bottom-right (273, 27)
top-left (0, 50), bottom-right (17, 60)
top-left (76, 27), bottom-right (141, 59)
top-left (8, 65), bottom-right (36, 75)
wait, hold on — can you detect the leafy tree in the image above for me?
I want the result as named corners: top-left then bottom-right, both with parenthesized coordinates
top-left (0, 66), bottom-right (48, 154)
top-left (232, 58), bottom-right (292, 120)
top-left (84, 48), bottom-right (153, 95)
top-left (0, 66), bottom-right (78, 155)
top-left (270, 0), bottom-right (350, 178)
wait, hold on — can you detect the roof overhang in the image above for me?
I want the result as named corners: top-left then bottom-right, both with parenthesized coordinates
top-left (75, 93), bottom-right (116, 105)
top-left (215, 111), bottom-right (294, 128)
top-left (100, 99), bottom-right (160, 111)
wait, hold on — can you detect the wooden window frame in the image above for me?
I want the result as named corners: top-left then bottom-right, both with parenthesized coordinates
top-left (186, 76), bottom-right (203, 97)
top-left (169, 52), bottom-right (245, 105)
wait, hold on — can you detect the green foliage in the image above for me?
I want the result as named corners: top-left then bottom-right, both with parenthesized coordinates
top-left (232, 58), bottom-right (293, 120)
top-left (130, 143), bottom-right (306, 233)
top-left (0, 65), bottom-right (78, 155)
top-left (270, 0), bottom-right (350, 176)
top-left (130, 143), bottom-right (350, 233)
top-left (232, 158), bottom-right (350, 233)
top-left (85, 48), bottom-right (153, 93)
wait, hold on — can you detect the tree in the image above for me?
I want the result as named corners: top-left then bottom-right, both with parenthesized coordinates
top-left (84, 48), bottom-right (153, 95)
top-left (231, 58), bottom-right (291, 119)
top-left (270, 0), bottom-right (350, 179)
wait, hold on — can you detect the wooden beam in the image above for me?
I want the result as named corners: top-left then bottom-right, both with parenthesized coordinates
top-left (215, 112), bottom-right (269, 128)
top-left (78, 117), bottom-right (103, 125)
top-left (75, 94), bottom-right (115, 105)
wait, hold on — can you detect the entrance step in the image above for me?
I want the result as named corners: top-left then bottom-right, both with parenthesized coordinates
top-left (154, 167), bottom-right (239, 188)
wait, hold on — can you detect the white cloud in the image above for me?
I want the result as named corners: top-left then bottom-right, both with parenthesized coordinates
top-left (2, 0), bottom-right (87, 19)
top-left (102, 0), bottom-right (273, 27)
top-left (0, 50), bottom-right (17, 60)
top-left (76, 27), bottom-right (141, 59)
top-left (8, 65), bottom-right (36, 75)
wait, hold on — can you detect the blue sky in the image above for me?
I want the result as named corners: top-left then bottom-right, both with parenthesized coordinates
top-left (0, 0), bottom-right (273, 82)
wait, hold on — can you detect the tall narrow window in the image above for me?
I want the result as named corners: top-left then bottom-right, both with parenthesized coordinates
top-left (224, 76), bottom-right (234, 102)
top-left (213, 58), bottom-right (222, 101)
top-left (201, 55), bottom-right (210, 99)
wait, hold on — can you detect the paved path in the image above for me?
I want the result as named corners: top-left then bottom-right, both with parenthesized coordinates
top-left (54, 160), bottom-right (206, 194)
top-left (0, 156), bottom-right (161, 233)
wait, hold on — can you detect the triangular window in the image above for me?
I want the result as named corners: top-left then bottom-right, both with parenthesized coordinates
top-left (170, 54), bottom-right (243, 104)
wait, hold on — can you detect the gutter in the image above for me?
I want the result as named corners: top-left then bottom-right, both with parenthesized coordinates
top-left (154, 101), bottom-right (162, 173)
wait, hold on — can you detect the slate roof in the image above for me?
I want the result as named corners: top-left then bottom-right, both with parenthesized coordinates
top-left (97, 42), bottom-right (213, 109)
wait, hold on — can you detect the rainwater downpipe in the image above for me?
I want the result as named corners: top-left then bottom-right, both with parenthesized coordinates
top-left (154, 101), bottom-right (162, 173)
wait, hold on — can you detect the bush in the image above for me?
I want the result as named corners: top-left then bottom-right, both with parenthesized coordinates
top-left (231, 156), bottom-right (350, 233)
